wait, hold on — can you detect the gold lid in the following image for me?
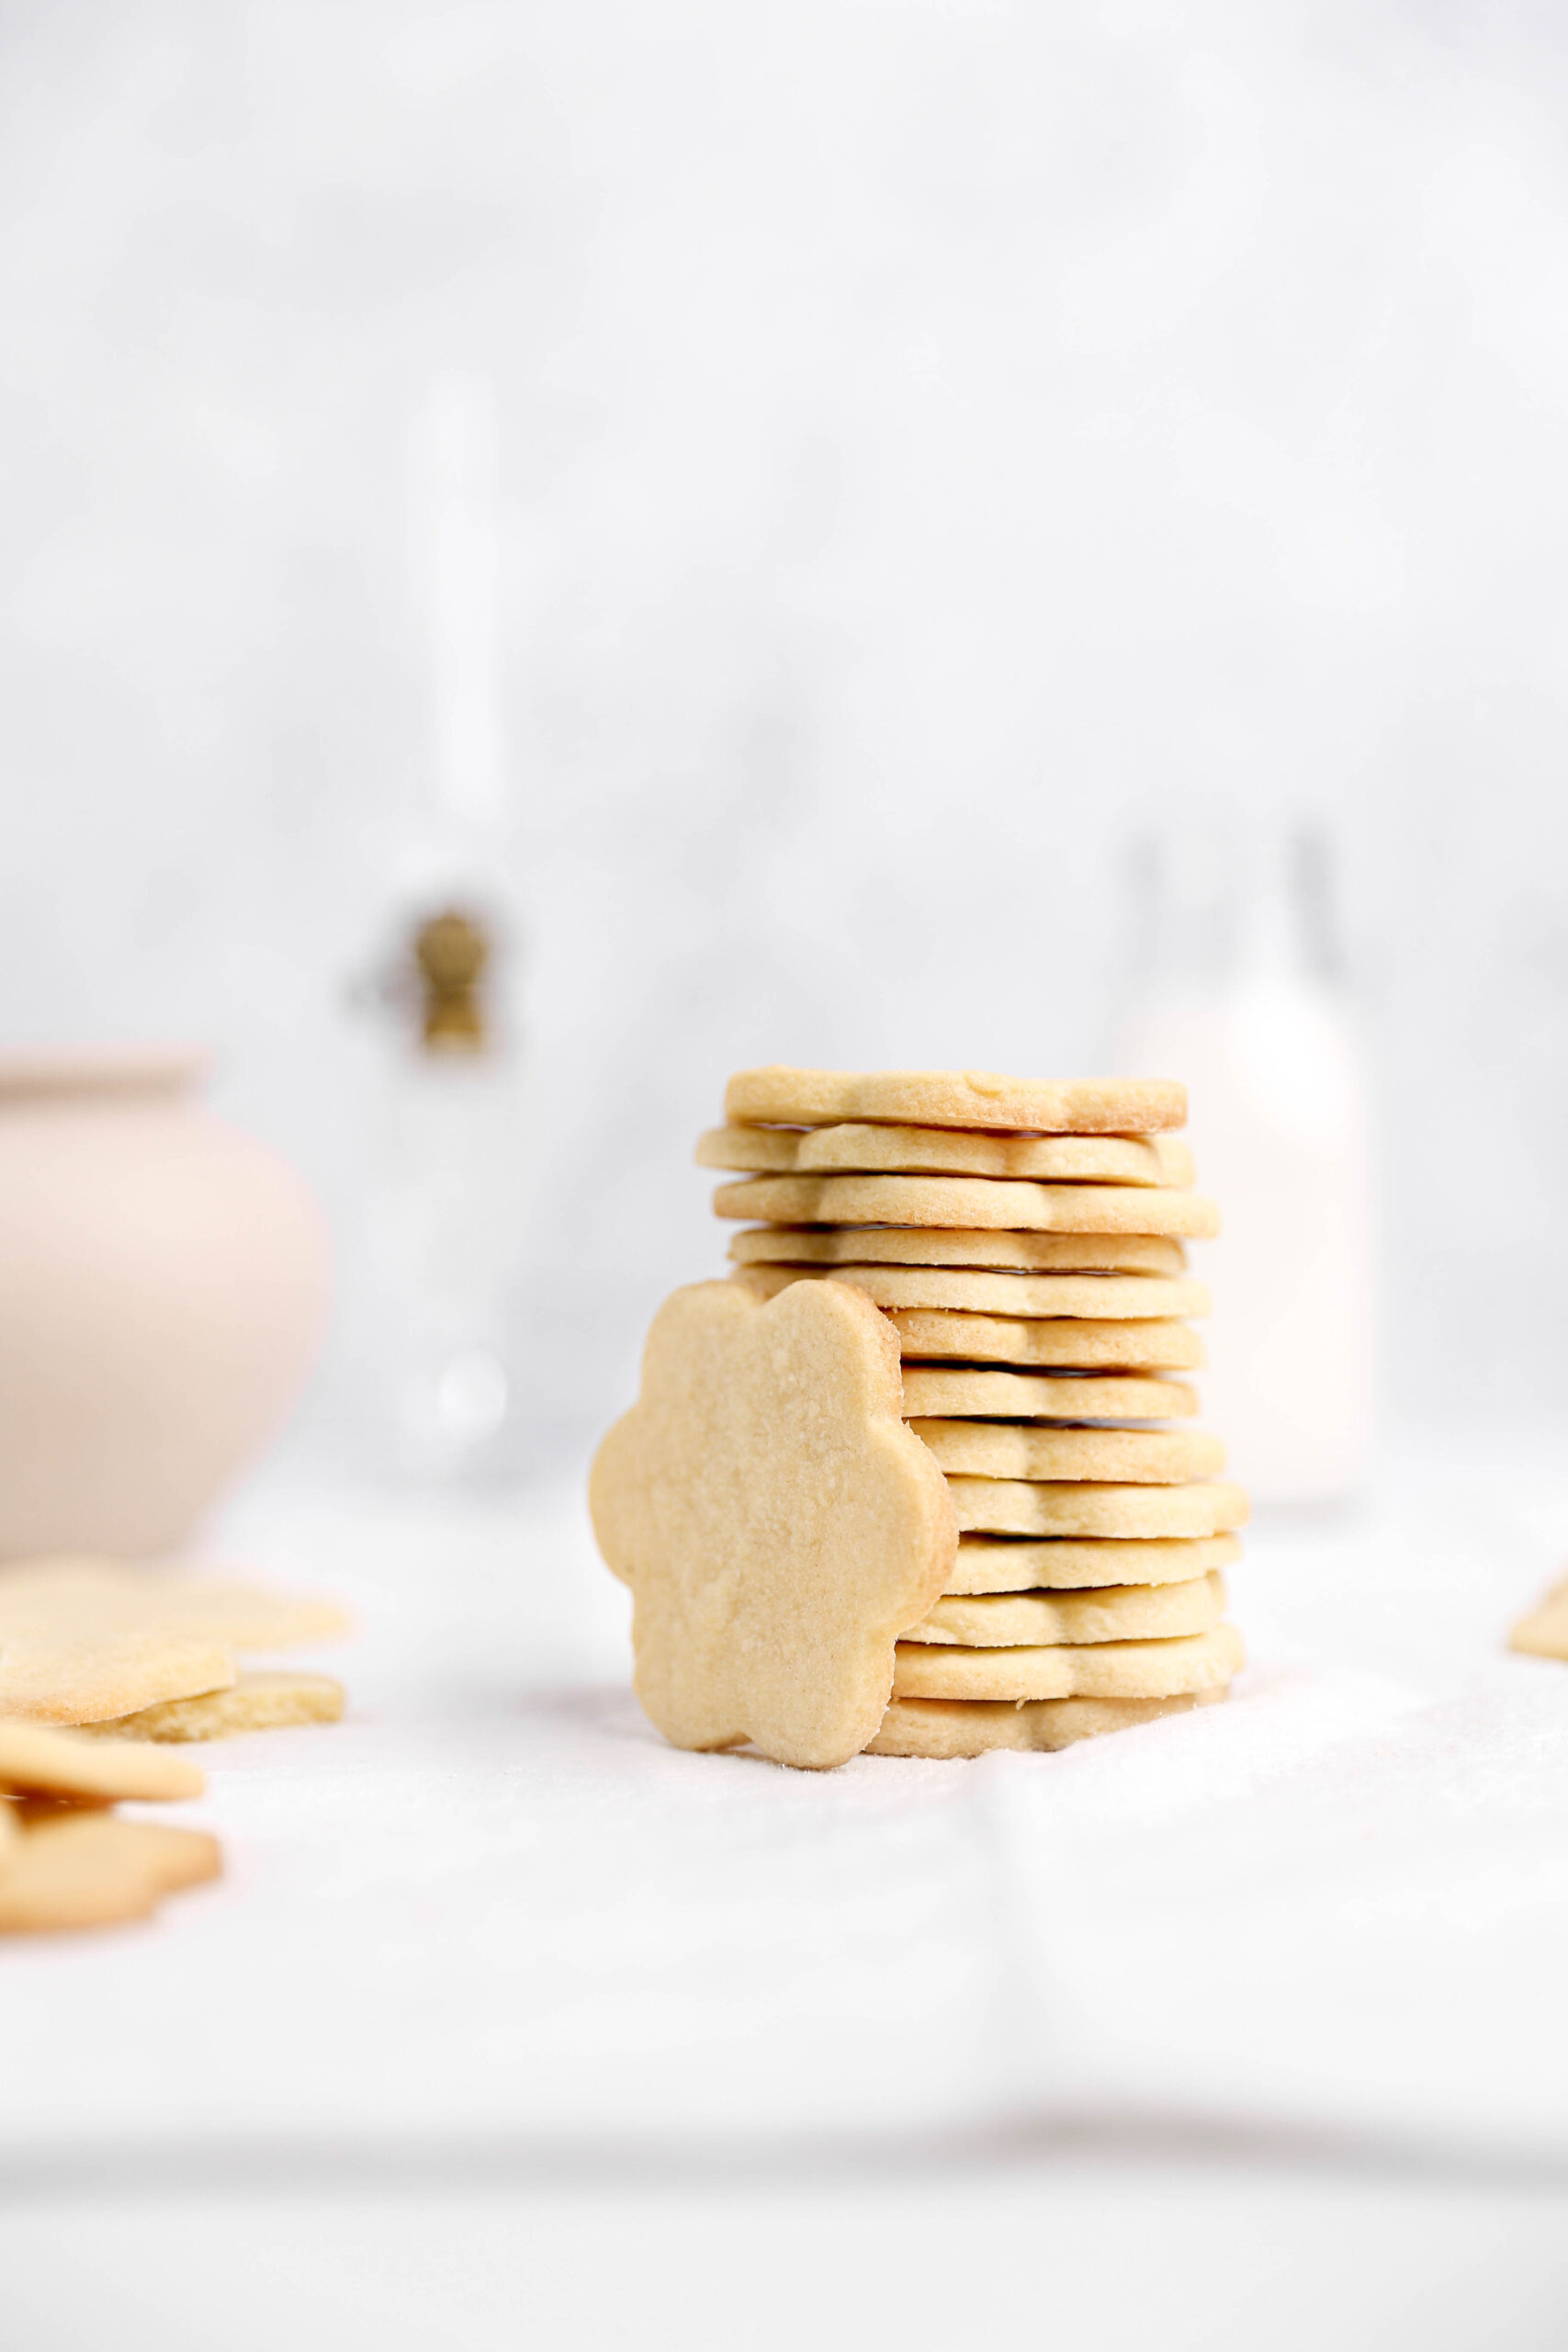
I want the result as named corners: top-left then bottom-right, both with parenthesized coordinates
top-left (412, 909), bottom-right (491, 1052)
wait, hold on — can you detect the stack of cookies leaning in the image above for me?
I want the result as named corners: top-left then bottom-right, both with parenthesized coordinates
top-left (0, 1558), bottom-right (348, 1932)
top-left (591, 1066), bottom-right (1247, 1771)
top-left (707, 1066), bottom-right (1247, 1760)
top-left (0, 1721), bottom-right (220, 1933)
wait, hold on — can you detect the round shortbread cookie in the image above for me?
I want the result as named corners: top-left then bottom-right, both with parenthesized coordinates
top-left (730, 1264), bottom-right (1210, 1321)
top-left (724, 1068), bottom-right (1186, 1136)
top-left (911, 1421), bottom-right (1224, 1484)
top-left (948, 1532), bottom-right (1242, 1593)
top-left (950, 1477), bottom-right (1249, 1539)
top-left (889, 1312), bottom-right (1206, 1370)
top-left (899, 1369), bottom-right (1198, 1421)
top-left (906, 1569), bottom-right (1225, 1647)
top-left (698, 1125), bottom-right (1195, 1188)
top-left (892, 1621), bottom-right (1243, 1702)
top-left (714, 1174), bottom-right (1219, 1237)
top-left (728, 1227), bottom-right (1188, 1276)
top-left (866, 1686), bottom-right (1227, 1758)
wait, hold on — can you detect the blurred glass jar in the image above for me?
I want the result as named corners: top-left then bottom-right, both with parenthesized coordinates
top-left (359, 906), bottom-right (527, 1483)
top-left (1110, 818), bottom-right (1377, 1506)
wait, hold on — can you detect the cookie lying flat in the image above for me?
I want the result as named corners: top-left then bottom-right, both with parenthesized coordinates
top-left (76, 1670), bottom-right (345, 1743)
top-left (0, 1719), bottom-right (205, 1801)
top-left (732, 1264), bottom-right (1211, 1321)
top-left (590, 1280), bottom-right (956, 1770)
top-left (892, 1622), bottom-right (1244, 1702)
top-left (899, 1369), bottom-right (1198, 1421)
top-left (950, 1478), bottom-right (1251, 1539)
top-left (714, 1175), bottom-right (1219, 1238)
top-left (724, 1068), bottom-right (1186, 1136)
top-left (0, 1558), bottom-right (348, 1725)
top-left (867, 1688), bottom-right (1226, 1758)
top-left (699, 1125), bottom-right (1194, 1188)
top-left (0, 1813), bottom-right (220, 1933)
top-left (906, 1570), bottom-right (1226, 1647)
top-left (911, 1422), bottom-right (1224, 1484)
top-left (1509, 1573), bottom-right (1568, 1660)
top-left (948, 1532), bottom-right (1242, 1593)
top-left (728, 1227), bottom-right (1189, 1277)
top-left (888, 1312), bottom-right (1206, 1370)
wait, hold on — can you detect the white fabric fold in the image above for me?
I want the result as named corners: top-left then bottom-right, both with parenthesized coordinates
top-left (5, 1471), bottom-right (1567, 2170)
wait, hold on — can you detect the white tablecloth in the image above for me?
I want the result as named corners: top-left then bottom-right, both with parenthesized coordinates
top-left (6, 1440), bottom-right (1567, 2172)
top-left (6, 1443), bottom-right (1568, 2352)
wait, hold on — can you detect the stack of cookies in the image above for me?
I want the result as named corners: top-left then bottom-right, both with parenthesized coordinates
top-left (699, 1067), bottom-right (1248, 1760)
top-left (0, 1559), bottom-right (347, 1741)
top-left (0, 1721), bottom-right (220, 1933)
top-left (0, 1560), bottom-right (350, 1931)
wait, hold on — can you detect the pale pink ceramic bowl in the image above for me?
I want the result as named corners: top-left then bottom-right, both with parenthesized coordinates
top-left (0, 1049), bottom-right (332, 1556)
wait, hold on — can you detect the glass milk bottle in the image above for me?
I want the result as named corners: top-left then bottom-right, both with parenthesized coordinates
top-left (1110, 820), bottom-right (1377, 1505)
top-left (356, 368), bottom-right (527, 1480)
top-left (362, 904), bottom-right (527, 1481)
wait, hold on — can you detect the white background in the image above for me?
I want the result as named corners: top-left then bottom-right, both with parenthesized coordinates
top-left (6, 16), bottom-right (1568, 2342)
top-left (2, 0), bottom-right (1566, 1461)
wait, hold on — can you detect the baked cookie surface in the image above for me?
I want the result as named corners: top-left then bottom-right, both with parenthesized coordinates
top-left (906, 1570), bottom-right (1226, 1647)
top-left (867, 1687), bottom-right (1226, 1758)
top-left (728, 1227), bottom-right (1188, 1276)
top-left (892, 1621), bottom-right (1244, 1702)
top-left (699, 1125), bottom-right (1193, 1186)
top-left (909, 1421), bottom-right (1224, 1484)
top-left (1510, 1573), bottom-right (1568, 1661)
top-left (946, 1532), bottom-right (1242, 1593)
top-left (714, 1173), bottom-right (1219, 1237)
top-left (590, 1280), bottom-right (957, 1770)
top-left (949, 1476), bottom-right (1250, 1538)
top-left (886, 1311), bottom-right (1206, 1369)
top-left (0, 1559), bottom-right (347, 1725)
top-left (723, 1068), bottom-right (1186, 1134)
top-left (897, 1368), bottom-right (1199, 1421)
top-left (732, 1264), bottom-right (1210, 1321)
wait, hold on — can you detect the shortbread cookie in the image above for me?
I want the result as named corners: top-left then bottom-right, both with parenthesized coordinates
top-left (729, 1227), bottom-right (1188, 1277)
top-left (0, 1813), bottom-right (221, 1933)
top-left (906, 1570), bottom-right (1225, 1646)
top-left (724, 1069), bottom-right (1186, 1135)
top-left (714, 1174), bottom-right (1219, 1237)
top-left (893, 1622), bottom-right (1243, 1702)
top-left (911, 1421), bottom-right (1224, 1484)
top-left (0, 1558), bottom-right (348, 1725)
top-left (888, 1312), bottom-right (1206, 1370)
top-left (590, 1280), bottom-right (956, 1770)
top-left (0, 1720), bottom-right (205, 1801)
top-left (1509, 1573), bottom-right (1568, 1660)
top-left (950, 1478), bottom-right (1250, 1538)
top-left (731, 1264), bottom-right (1211, 1321)
top-left (77, 1671), bottom-right (345, 1743)
top-left (899, 1369), bottom-right (1198, 1421)
top-left (867, 1687), bottom-right (1226, 1758)
top-left (948, 1532), bottom-right (1242, 1593)
top-left (699, 1125), bottom-right (1194, 1187)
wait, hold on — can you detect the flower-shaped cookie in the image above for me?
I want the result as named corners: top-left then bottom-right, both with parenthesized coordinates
top-left (590, 1279), bottom-right (957, 1769)
top-left (0, 1560), bottom-right (347, 1724)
